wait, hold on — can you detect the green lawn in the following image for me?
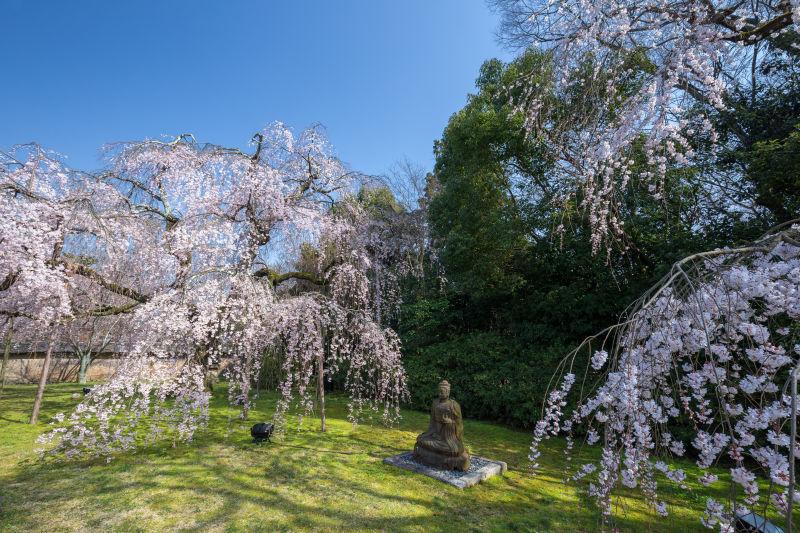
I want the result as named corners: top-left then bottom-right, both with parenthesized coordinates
top-left (0, 383), bottom-right (780, 532)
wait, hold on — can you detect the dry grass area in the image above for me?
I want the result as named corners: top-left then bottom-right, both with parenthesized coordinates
top-left (0, 383), bottom-right (790, 532)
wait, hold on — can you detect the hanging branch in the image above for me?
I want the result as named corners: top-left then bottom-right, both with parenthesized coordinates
top-left (530, 220), bottom-right (800, 529)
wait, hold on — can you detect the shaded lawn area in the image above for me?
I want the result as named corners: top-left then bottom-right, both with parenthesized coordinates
top-left (0, 383), bottom-right (777, 532)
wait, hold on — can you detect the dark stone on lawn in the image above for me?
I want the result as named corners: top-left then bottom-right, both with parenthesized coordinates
top-left (82, 387), bottom-right (92, 395)
top-left (251, 422), bottom-right (274, 443)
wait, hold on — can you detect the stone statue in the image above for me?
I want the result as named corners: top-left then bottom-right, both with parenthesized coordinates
top-left (413, 380), bottom-right (470, 471)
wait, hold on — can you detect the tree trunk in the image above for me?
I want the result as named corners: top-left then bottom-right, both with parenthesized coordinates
top-left (30, 336), bottom-right (55, 424)
top-left (241, 382), bottom-right (250, 420)
top-left (195, 345), bottom-right (215, 391)
top-left (317, 351), bottom-right (326, 432)
top-left (78, 350), bottom-right (91, 384)
top-left (241, 361), bottom-right (251, 421)
top-left (0, 317), bottom-right (13, 395)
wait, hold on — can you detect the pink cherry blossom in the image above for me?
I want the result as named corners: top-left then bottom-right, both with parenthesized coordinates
top-left (529, 223), bottom-right (800, 525)
top-left (1, 125), bottom-right (410, 459)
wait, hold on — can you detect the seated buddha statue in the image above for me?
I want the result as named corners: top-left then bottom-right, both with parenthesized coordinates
top-left (413, 380), bottom-right (470, 471)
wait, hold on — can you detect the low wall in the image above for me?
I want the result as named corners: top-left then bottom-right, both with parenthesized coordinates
top-left (2, 358), bottom-right (121, 384)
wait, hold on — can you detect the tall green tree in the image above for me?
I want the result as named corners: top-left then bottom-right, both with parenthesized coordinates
top-left (401, 52), bottom-right (749, 427)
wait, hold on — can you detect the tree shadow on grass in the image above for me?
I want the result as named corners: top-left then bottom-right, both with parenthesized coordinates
top-left (0, 386), bottom-right (719, 532)
top-left (1, 432), bottom-right (719, 533)
top-left (2, 447), bottom-right (489, 531)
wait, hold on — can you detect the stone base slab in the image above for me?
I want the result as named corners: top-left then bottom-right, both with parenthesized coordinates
top-left (383, 451), bottom-right (507, 489)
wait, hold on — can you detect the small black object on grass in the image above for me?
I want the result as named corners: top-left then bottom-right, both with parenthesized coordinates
top-left (82, 387), bottom-right (92, 395)
top-left (251, 422), bottom-right (274, 444)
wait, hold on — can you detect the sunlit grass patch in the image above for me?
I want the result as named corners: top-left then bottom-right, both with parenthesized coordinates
top-left (0, 383), bottom-right (787, 532)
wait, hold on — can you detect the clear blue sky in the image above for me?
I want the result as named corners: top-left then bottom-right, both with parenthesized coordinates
top-left (1, 1), bottom-right (509, 176)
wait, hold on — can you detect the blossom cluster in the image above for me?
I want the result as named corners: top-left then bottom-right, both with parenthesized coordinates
top-left (494, 0), bottom-right (797, 251)
top-left (1, 125), bottom-right (410, 459)
top-left (530, 225), bottom-right (800, 528)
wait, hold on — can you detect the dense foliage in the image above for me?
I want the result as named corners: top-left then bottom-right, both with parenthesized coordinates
top-left (396, 0), bottom-right (800, 531)
top-left (491, 0), bottom-right (800, 251)
top-left (399, 54), bottom-right (770, 428)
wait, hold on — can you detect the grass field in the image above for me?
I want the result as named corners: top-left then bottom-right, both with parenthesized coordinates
top-left (0, 383), bottom-right (785, 532)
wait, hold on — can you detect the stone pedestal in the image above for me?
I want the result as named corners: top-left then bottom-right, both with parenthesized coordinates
top-left (383, 452), bottom-right (506, 489)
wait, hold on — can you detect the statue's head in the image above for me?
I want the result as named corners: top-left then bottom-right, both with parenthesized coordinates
top-left (437, 380), bottom-right (451, 400)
